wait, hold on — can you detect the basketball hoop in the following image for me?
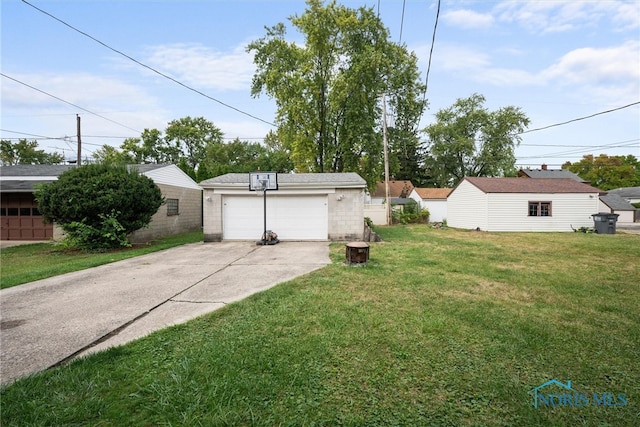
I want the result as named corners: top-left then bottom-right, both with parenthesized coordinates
top-left (254, 178), bottom-right (268, 196)
top-left (249, 172), bottom-right (279, 245)
top-left (249, 172), bottom-right (278, 191)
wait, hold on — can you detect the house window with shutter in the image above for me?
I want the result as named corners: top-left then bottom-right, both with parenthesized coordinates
top-left (528, 201), bottom-right (551, 217)
top-left (166, 198), bottom-right (179, 216)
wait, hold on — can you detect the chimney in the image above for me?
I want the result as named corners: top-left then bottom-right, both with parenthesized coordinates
top-left (541, 164), bottom-right (548, 170)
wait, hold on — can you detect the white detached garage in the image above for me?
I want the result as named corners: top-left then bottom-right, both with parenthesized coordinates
top-left (200, 173), bottom-right (366, 242)
top-left (447, 177), bottom-right (604, 232)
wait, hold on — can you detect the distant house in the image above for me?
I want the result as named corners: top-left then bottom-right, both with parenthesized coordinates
top-left (518, 164), bottom-right (588, 183)
top-left (599, 194), bottom-right (637, 223)
top-left (447, 177), bottom-right (604, 232)
top-left (367, 179), bottom-right (414, 204)
top-left (607, 186), bottom-right (640, 205)
top-left (409, 188), bottom-right (451, 222)
top-left (0, 164), bottom-right (202, 242)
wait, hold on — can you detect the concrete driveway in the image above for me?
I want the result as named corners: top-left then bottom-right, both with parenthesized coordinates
top-left (0, 241), bottom-right (330, 386)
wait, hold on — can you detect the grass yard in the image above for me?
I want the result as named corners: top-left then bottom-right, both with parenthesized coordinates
top-left (0, 231), bottom-right (204, 289)
top-left (1, 226), bottom-right (638, 426)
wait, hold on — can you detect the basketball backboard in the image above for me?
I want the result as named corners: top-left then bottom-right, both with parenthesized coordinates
top-left (249, 172), bottom-right (278, 191)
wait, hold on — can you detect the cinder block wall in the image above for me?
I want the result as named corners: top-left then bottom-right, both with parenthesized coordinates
top-left (203, 190), bottom-right (223, 242)
top-left (129, 184), bottom-right (202, 243)
top-left (328, 188), bottom-right (365, 241)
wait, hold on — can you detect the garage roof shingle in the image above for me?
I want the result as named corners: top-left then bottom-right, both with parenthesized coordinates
top-left (600, 194), bottom-right (636, 211)
top-left (200, 172), bottom-right (366, 188)
top-left (414, 188), bottom-right (452, 199)
top-left (0, 164), bottom-right (174, 192)
top-left (464, 177), bottom-right (604, 194)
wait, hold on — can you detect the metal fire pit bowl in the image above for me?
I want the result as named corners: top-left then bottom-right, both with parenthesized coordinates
top-left (346, 241), bottom-right (369, 265)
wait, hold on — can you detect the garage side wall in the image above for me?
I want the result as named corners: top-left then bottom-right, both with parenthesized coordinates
top-left (129, 184), bottom-right (203, 243)
top-left (487, 192), bottom-right (599, 232)
top-left (328, 188), bottom-right (364, 241)
top-left (203, 190), bottom-right (223, 242)
top-left (447, 180), bottom-right (489, 230)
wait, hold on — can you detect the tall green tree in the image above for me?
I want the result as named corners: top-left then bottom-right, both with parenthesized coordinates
top-left (198, 134), bottom-right (294, 182)
top-left (93, 129), bottom-right (170, 165)
top-left (93, 143), bottom-right (135, 165)
top-left (423, 94), bottom-right (530, 187)
top-left (247, 0), bottom-right (426, 189)
top-left (92, 118), bottom-right (292, 182)
top-left (164, 116), bottom-right (224, 173)
top-left (562, 154), bottom-right (640, 190)
top-left (1, 139), bottom-right (65, 165)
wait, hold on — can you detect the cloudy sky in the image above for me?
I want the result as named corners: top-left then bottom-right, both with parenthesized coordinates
top-left (2, 0), bottom-right (639, 168)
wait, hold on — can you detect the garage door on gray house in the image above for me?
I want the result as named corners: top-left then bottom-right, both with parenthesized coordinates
top-left (1, 191), bottom-right (53, 240)
top-left (200, 173), bottom-right (366, 242)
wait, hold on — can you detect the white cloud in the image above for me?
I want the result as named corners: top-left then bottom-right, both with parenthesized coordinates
top-left (429, 43), bottom-right (490, 72)
top-left (427, 43), bottom-right (537, 86)
top-left (608, 1), bottom-right (640, 31)
top-left (143, 43), bottom-right (255, 91)
top-left (495, 0), bottom-right (639, 34)
top-left (443, 9), bottom-right (494, 30)
top-left (541, 40), bottom-right (640, 103)
top-left (420, 38), bottom-right (639, 106)
top-left (2, 72), bottom-right (160, 112)
top-left (543, 40), bottom-right (640, 85)
top-left (1, 72), bottom-right (168, 142)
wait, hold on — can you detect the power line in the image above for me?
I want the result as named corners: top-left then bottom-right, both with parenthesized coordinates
top-left (416, 0), bottom-right (440, 130)
top-left (517, 140), bottom-right (639, 160)
top-left (519, 139), bottom-right (640, 148)
top-left (20, 0), bottom-right (275, 127)
top-left (398, 0), bottom-right (406, 43)
top-left (519, 101), bottom-right (640, 135)
top-left (0, 129), bottom-right (68, 140)
top-left (0, 73), bottom-right (142, 134)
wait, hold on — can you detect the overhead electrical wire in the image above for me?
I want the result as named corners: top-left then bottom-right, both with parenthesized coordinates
top-left (416, 0), bottom-right (440, 131)
top-left (519, 139), bottom-right (640, 148)
top-left (398, 0), bottom-right (406, 43)
top-left (0, 73), bottom-right (142, 134)
top-left (0, 129), bottom-right (67, 140)
top-left (518, 101), bottom-right (640, 135)
top-left (518, 140), bottom-right (639, 160)
top-left (20, 0), bottom-right (275, 128)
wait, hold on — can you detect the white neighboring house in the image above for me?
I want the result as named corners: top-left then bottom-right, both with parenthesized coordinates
top-left (409, 188), bottom-right (452, 222)
top-left (598, 194), bottom-right (637, 223)
top-left (447, 177), bottom-right (604, 232)
top-left (199, 173), bottom-right (366, 241)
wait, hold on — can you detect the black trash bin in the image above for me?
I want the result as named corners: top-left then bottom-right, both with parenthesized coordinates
top-left (591, 213), bottom-right (619, 234)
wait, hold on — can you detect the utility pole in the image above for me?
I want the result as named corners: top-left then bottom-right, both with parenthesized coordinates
top-left (382, 95), bottom-right (391, 225)
top-left (76, 114), bottom-right (82, 166)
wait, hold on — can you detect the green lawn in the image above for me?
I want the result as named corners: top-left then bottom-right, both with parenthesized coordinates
top-left (0, 231), bottom-right (204, 289)
top-left (1, 226), bottom-right (638, 426)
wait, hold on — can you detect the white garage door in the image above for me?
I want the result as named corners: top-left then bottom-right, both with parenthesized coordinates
top-left (223, 195), bottom-right (328, 240)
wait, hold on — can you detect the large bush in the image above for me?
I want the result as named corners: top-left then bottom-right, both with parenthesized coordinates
top-left (35, 164), bottom-right (163, 251)
top-left (391, 199), bottom-right (430, 224)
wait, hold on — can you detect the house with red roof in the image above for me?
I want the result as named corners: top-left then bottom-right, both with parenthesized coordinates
top-left (409, 188), bottom-right (452, 222)
top-left (447, 177), bottom-right (605, 232)
top-left (368, 180), bottom-right (415, 204)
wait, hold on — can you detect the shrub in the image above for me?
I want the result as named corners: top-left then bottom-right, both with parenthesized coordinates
top-left (364, 217), bottom-right (374, 228)
top-left (391, 199), bottom-right (430, 224)
top-left (63, 211), bottom-right (130, 252)
top-left (35, 164), bottom-right (163, 251)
